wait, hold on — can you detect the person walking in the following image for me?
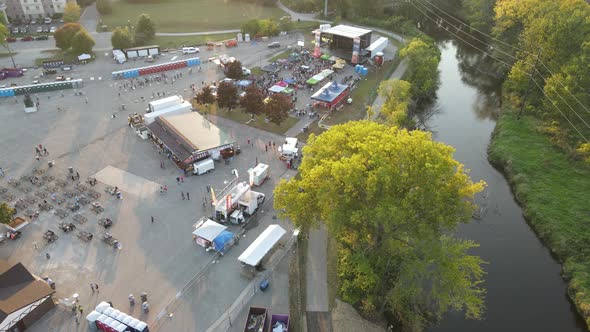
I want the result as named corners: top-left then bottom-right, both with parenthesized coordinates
top-left (78, 306), bottom-right (83, 315)
top-left (75, 314), bottom-right (79, 325)
top-left (176, 177), bottom-right (180, 185)
top-left (33, 242), bottom-right (38, 250)
top-left (151, 216), bottom-right (154, 223)
top-left (186, 192), bottom-right (190, 200)
top-left (43, 148), bottom-right (48, 156)
top-left (181, 192), bottom-right (185, 200)
top-left (90, 283), bottom-right (95, 293)
top-left (95, 284), bottom-right (99, 293)
top-left (46, 253), bottom-right (50, 259)
top-left (180, 175), bottom-right (184, 183)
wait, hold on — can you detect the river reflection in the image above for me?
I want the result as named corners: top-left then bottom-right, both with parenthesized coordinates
top-left (423, 40), bottom-right (586, 332)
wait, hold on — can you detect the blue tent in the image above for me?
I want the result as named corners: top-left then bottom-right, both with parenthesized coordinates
top-left (237, 80), bottom-right (252, 87)
top-left (213, 230), bottom-right (235, 254)
top-left (283, 78), bottom-right (296, 84)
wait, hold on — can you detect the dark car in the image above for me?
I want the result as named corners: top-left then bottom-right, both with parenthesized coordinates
top-left (21, 36), bottom-right (34, 41)
top-left (5, 37), bottom-right (17, 42)
top-left (268, 42), bottom-right (281, 48)
top-left (35, 35), bottom-right (49, 41)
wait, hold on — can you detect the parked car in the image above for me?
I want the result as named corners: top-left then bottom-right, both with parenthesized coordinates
top-left (36, 27), bottom-right (43, 33)
top-left (44, 17), bottom-right (52, 24)
top-left (182, 47), bottom-right (199, 54)
top-left (225, 40), bottom-right (237, 48)
top-left (21, 36), bottom-right (34, 42)
top-left (19, 27), bottom-right (29, 34)
top-left (43, 27), bottom-right (50, 33)
top-left (5, 37), bottom-right (17, 42)
top-left (50, 26), bottom-right (57, 33)
top-left (11, 27), bottom-right (19, 34)
top-left (35, 35), bottom-right (49, 41)
top-left (55, 76), bottom-right (67, 81)
top-left (30, 19), bottom-right (37, 25)
top-left (268, 42), bottom-right (281, 48)
top-left (145, 55), bottom-right (155, 62)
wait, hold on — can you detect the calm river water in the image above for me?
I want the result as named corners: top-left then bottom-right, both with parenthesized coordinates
top-left (425, 40), bottom-right (586, 332)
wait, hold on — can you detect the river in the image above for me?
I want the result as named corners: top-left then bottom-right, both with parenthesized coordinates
top-left (424, 40), bottom-right (587, 331)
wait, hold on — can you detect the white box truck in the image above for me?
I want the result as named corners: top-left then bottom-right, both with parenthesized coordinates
top-left (193, 158), bottom-right (214, 175)
top-left (112, 50), bottom-right (126, 64)
top-left (248, 163), bottom-right (270, 186)
top-left (281, 137), bottom-right (299, 159)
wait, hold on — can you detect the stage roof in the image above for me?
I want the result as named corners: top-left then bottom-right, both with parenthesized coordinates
top-left (311, 81), bottom-right (349, 103)
top-left (322, 25), bottom-right (372, 39)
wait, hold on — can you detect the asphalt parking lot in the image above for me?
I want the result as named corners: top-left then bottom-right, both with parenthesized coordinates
top-left (0, 36), bottom-right (302, 331)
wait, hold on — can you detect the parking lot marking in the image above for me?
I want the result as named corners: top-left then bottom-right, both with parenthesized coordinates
top-left (94, 166), bottom-right (160, 198)
top-left (171, 56), bottom-right (178, 61)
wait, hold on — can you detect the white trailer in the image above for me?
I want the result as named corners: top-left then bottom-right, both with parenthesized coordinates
top-left (215, 182), bottom-right (251, 222)
top-left (143, 101), bottom-right (192, 125)
top-left (193, 158), bottom-right (214, 175)
top-left (148, 95), bottom-right (183, 113)
top-left (248, 163), bottom-right (270, 186)
top-left (365, 37), bottom-right (389, 59)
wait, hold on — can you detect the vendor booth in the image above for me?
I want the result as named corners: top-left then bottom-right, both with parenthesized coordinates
top-left (311, 81), bottom-right (350, 109)
top-left (238, 225), bottom-right (287, 269)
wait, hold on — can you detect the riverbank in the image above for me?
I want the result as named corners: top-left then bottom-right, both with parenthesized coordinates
top-left (488, 109), bottom-right (590, 328)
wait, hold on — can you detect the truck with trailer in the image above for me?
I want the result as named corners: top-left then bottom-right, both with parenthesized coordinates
top-left (214, 182), bottom-right (265, 224)
top-left (244, 307), bottom-right (268, 332)
top-left (123, 45), bottom-right (160, 59)
top-left (269, 314), bottom-right (289, 332)
top-left (147, 95), bottom-right (183, 113)
top-left (280, 137), bottom-right (298, 160)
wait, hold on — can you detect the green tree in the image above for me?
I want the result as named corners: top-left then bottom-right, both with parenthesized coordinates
top-left (378, 79), bottom-right (415, 128)
top-left (225, 60), bottom-right (244, 79)
top-left (217, 82), bottom-right (239, 111)
top-left (134, 13), bottom-right (156, 46)
top-left (0, 203), bottom-right (14, 225)
top-left (274, 121), bottom-right (486, 329)
top-left (462, 0), bottom-right (496, 33)
top-left (71, 29), bottom-right (95, 55)
top-left (63, 2), bottom-right (82, 23)
top-left (264, 93), bottom-right (290, 125)
top-left (399, 37), bottom-right (441, 102)
top-left (195, 85), bottom-right (216, 110)
top-left (240, 85), bottom-right (265, 116)
top-left (96, 0), bottom-right (113, 15)
top-left (111, 27), bottom-right (134, 50)
top-left (54, 23), bottom-right (82, 51)
top-left (241, 19), bottom-right (260, 37)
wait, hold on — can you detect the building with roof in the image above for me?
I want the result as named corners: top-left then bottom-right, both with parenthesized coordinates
top-left (147, 112), bottom-right (236, 171)
top-left (0, 261), bottom-right (55, 332)
top-left (315, 24), bottom-right (373, 64)
top-left (311, 81), bottom-right (351, 109)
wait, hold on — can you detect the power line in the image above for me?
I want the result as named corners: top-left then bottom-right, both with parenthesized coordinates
top-left (414, 0), bottom-right (590, 116)
top-left (408, 0), bottom-right (590, 141)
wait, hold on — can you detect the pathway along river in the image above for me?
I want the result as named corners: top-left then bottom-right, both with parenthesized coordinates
top-left (423, 40), bottom-right (586, 331)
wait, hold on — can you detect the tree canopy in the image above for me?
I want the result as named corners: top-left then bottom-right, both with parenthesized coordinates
top-left (111, 27), bottom-right (134, 50)
top-left (63, 2), bottom-right (82, 23)
top-left (0, 203), bottom-right (14, 225)
top-left (399, 37), bottom-right (441, 102)
top-left (241, 19), bottom-right (279, 38)
top-left (240, 85), bottom-right (265, 116)
top-left (134, 14), bottom-right (156, 46)
top-left (378, 79), bottom-right (414, 128)
top-left (225, 60), bottom-right (244, 79)
top-left (264, 93), bottom-right (290, 125)
top-left (0, 23), bottom-right (8, 48)
top-left (54, 23), bottom-right (83, 51)
top-left (96, 0), bottom-right (113, 15)
top-left (195, 86), bottom-right (216, 106)
top-left (216, 82), bottom-right (239, 111)
top-left (274, 121), bottom-right (486, 329)
top-left (71, 29), bottom-right (95, 55)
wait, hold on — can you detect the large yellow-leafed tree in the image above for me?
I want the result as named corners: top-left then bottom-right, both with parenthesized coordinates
top-left (274, 121), bottom-right (486, 330)
top-left (63, 2), bottom-right (82, 23)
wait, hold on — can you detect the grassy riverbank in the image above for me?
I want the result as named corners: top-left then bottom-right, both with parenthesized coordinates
top-left (488, 109), bottom-right (590, 327)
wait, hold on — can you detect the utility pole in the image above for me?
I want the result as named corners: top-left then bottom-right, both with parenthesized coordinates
top-left (324, 0), bottom-right (328, 18)
top-left (518, 47), bottom-right (542, 119)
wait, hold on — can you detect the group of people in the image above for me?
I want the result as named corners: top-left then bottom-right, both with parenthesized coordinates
top-left (34, 144), bottom-right (49, 161)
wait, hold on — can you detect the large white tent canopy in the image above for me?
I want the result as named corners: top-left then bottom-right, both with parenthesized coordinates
top-left (238, 225), bottom-right (286, 266)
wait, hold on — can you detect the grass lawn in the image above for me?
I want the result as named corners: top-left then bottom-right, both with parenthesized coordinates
top-left (0, 52), bottom-right (17, 58)
top-left (488, 110), bottom-right (590, 327)
top-left (101, 0), bottom-right (285, 32)
top-left (250, 66), bottom-right (264, 76)
top-left (323, 58), bottom-right (398, 126)
top-left (296, 120), bottom-right (325, 143)
top-left (197, 102), bottom-right (299, 135)
top-left (151, 33), bottom-right (237, 49)
top-left (268, 50), bottom-right (291, 62)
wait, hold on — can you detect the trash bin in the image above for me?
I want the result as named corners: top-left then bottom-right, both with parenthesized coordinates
top-left (260, 279), bottom-right (270, 291)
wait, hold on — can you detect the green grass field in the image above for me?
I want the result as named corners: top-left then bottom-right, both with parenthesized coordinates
top-left (101, 0), bottom-right (286, 32)
top-left (488, 110), bottom-right (590, 327)
top-left (151, 33), bottom-right (237, 49)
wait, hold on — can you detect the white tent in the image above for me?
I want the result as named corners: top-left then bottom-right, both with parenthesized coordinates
top-left (238, 225), bottom-right (286, 266)
top-left (78, 53), bottom-right (92, 61)
top-left (192, 218), bottom-right (227, 244)
top-left (268, 85), bottom-right (286, 93)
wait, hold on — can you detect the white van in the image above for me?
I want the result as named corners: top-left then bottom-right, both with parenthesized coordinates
top-left (182, 47), bottom-right (199, 54)
top-left (193, 158), bottom-right (214, 175)
top-left (112, 50), bottom-right (126, 64)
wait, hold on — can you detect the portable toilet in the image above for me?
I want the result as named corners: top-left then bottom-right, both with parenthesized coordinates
top-left (374, 52), bottom-right (384, 66)
top-left (237, 33), bottom-right (243, 42)
top-left (245, 33), bottom-right (251, 42)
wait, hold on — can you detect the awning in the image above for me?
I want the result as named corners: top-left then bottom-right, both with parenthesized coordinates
top-left (328, 56), bottom-right (340, 62)
top-left (306, 78), bottom-right (319, 85)
top-left (269, 85), bottom-right (286, 93)
top-left (237, 80), bottom-right (252, 87)
top-left (277, 81), bottom-right (288, 87)
top-left (332, 62), bottom-right (346, 70)
top-left (192, 218), bottom-right (227, 242)
top-left (281, 87), bottom-right (294, 94)
top-left (321, 69), bottom-right (334, 76)
top-left (213, 230), bottom-right (235, 253)
top-left (78, 54), bottom-right (91, 61)
top-left (320, 54), bottom-right (331, 60)
top-left (283, 78), bottom-right (296, 84)
top-left (238, 225), bottom-right (287, 266)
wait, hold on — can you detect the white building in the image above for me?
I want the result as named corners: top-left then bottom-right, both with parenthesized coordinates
top-left (1, 0), bottom-right (68, 23)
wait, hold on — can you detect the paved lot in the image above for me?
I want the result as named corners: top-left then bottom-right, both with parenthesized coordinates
top-left (0, 37), bottom-right (304, 331)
